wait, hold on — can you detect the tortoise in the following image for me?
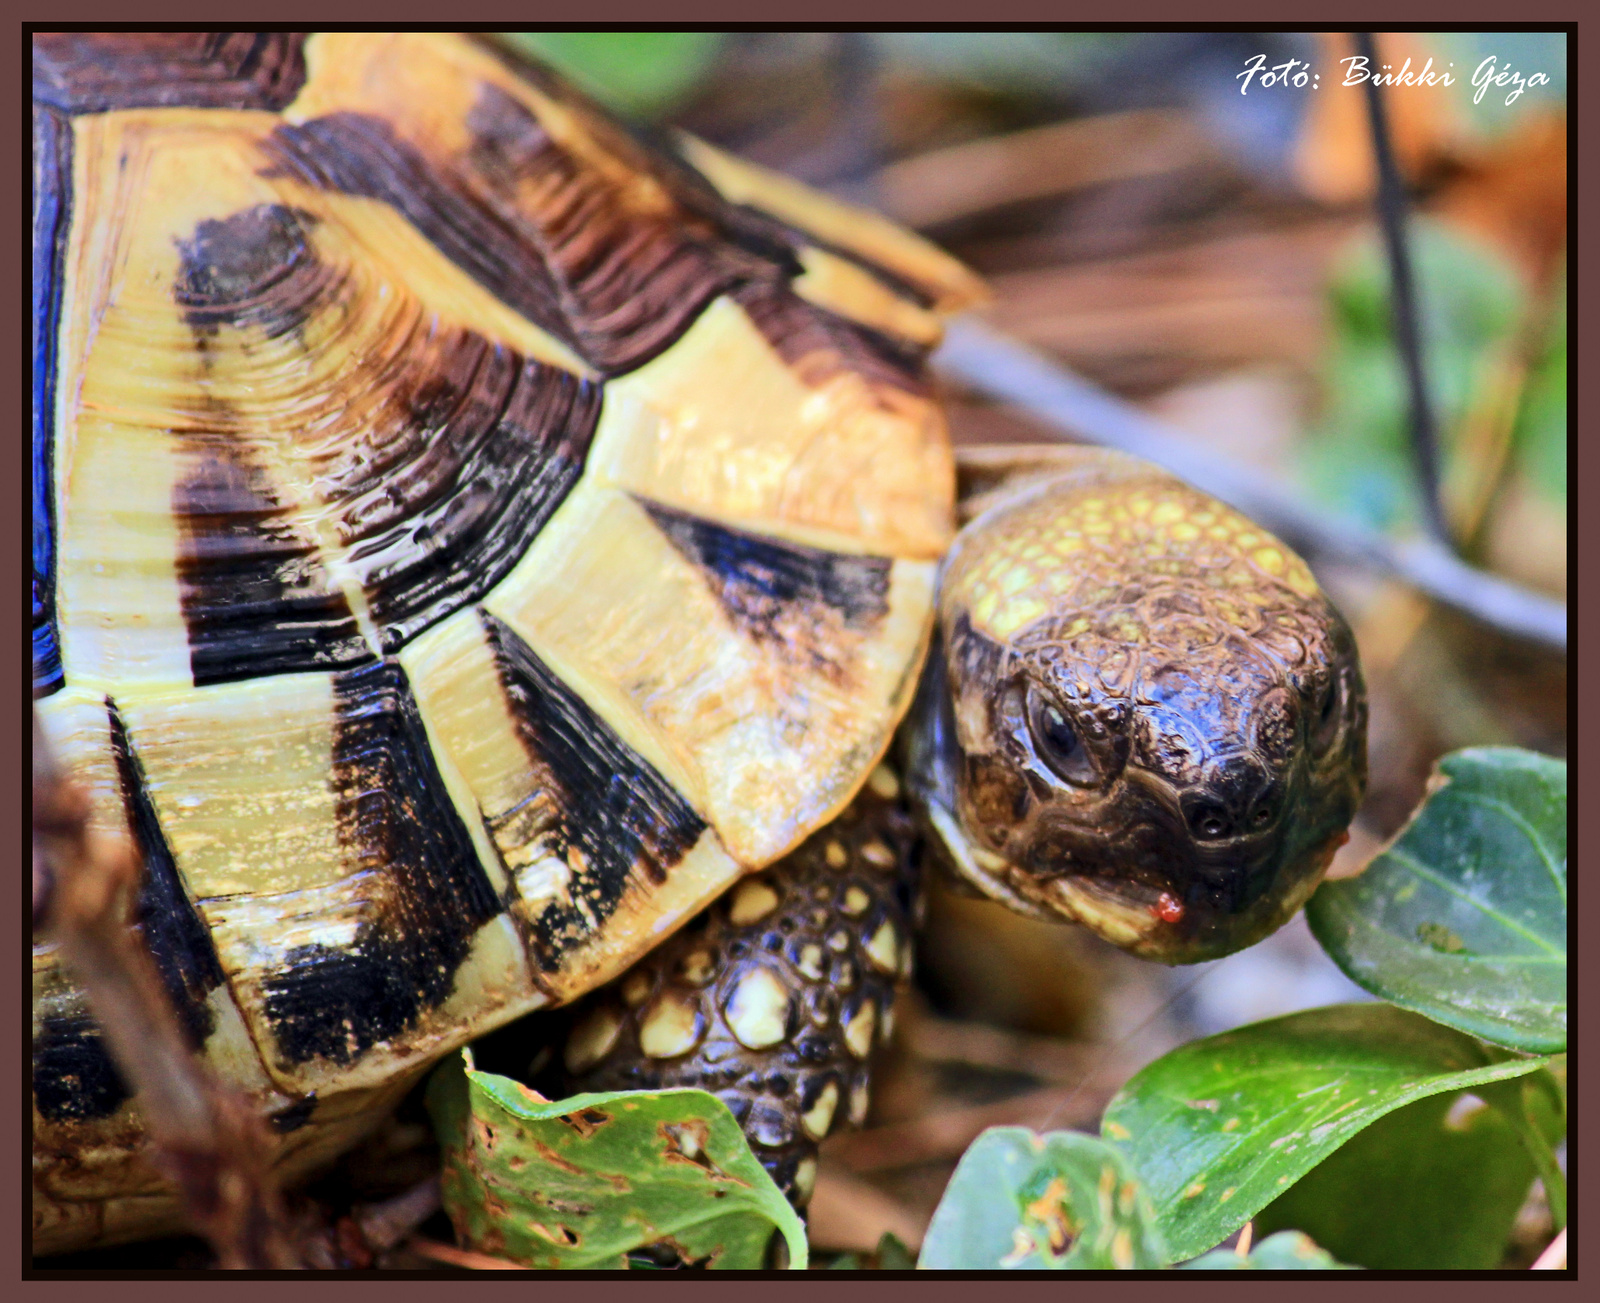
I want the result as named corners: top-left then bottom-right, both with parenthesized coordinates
top-left (31, 31), bottom-right (1366, 1257)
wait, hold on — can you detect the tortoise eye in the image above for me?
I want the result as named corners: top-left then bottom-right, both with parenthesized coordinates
top-left (1310, 674), bottom-right (1343, 755)
top-left (1027, 688), bottom-right (1097, 786)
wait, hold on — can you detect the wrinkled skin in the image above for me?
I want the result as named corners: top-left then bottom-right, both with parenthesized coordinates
top-left (907, 450), bottom-right (1367, 963)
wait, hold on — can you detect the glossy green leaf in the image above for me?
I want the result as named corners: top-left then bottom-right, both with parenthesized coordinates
top-left (918, 1127), bottom-right (1167, 1270)
top-left (1101, 1003), bottom-right (1551, 1261)
top-left (1252, 1072), bottom-right (1565, 1268)
top-left (499, 31), bottom-right (725, 117)
top-left (1308, 747), bottom-right (1566, 1052)
top-left (1181, 1230), bottom-right (1351, 1270)
top-left (425, 1050), bottom-right (807, 1269)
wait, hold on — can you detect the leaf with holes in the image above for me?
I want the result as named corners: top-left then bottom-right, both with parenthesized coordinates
top-left (1101, 1003), bottom-right (1552, 1262)
top-left (1308, 747), bottom-right (1566, 1052)
top-left (1181, 1230), bottom-right (1352, 1269)
top-left (918, 1127), bottom-right (1167, 1269)
top-left (425, 1049), bottom-right (807, 1269)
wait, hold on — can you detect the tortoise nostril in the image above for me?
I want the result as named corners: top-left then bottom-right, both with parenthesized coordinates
top-left (1187, 803), bottom-right (1232, 840)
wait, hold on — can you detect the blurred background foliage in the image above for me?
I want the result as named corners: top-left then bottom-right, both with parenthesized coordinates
top-left (500, 30), bottom-right (1568, 1268)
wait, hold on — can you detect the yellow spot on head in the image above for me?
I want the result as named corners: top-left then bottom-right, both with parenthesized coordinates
top-left (987, 595), bottom-right (1048, 639)
top-left (824, 840), bottom-right (848, 869)
top-left (1252, 546), bottom-right (1285, 575)
top-left (1169, 522), bottom-right (1200, 543)
top-left (1150, 500), bottom-right (1185, 526)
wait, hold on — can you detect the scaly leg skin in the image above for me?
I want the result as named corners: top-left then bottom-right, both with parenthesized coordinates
top-left (555, 766), bottom-right (920, 1206)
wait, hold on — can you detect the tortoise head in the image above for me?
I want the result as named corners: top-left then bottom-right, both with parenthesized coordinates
top-left (908, 452), bottom-right (1367, 963)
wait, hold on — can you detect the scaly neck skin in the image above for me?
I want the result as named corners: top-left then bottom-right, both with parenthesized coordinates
top-left (905, 450), bottom-right (1367, 965)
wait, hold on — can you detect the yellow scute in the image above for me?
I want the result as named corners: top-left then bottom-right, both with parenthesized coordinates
top-left (588, 296), bottom-right (954, 561)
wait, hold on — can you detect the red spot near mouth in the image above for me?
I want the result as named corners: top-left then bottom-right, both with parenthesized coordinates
top-left (1153, 892), bottom-right (1185, 924)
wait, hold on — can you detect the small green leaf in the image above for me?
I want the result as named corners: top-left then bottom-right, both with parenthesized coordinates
top-left (1308, 747), bottom-right (1566, 1052)
top-left (918, 1127), bottom-right (1167, 1270)
top-left (1252, 1074), bottom-right (1565, 1268)
top-left (425, 1050), bottom-right (807, 1269)
top-left (1181, 1230), bottom-right (1352, 1270)
top-left (498, 31), bottom-right (724, 117)
top-left (1101, 1003), bottom-right (1551, 1262)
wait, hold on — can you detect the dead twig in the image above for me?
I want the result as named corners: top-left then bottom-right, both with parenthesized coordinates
top-left (354, 1177), bottom-right (443, 1255)
top-left (878, 109), bottom-right (1216, 230)
top-left (33, 711), bottom-right (300, 1269)
top-left (406, 1237), bottom-right (526, 1271)
top-left (935, 317), bottom-right (1567, 651)
top-left (809, 1160), bottom-right (928, 1253)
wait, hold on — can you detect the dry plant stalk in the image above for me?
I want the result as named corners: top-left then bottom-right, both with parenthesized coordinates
top-left (33, 710), bottom-right (301, 1269)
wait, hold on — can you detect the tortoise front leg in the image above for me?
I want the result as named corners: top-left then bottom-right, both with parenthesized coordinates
top-left (552, 768), bottom-right (921, 1208)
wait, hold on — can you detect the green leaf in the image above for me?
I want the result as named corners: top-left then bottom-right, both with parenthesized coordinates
top-left (498, 31), bottom-right (724, 118)
top-left (918, 1127), bottom-right (1167, 1270)
top-left (1307, 747), bottom-right (1566, 1053)
top-left (1181, 1230), bottom-right (1352, 1270)
top-left (1100, 1003), bottom-right (1551, 1262)
top-left (1253, 1073), bottom-right (1565, 1268)
top-left (1513, 279), bottom-right (1568, 505)
top-left (1306, 219), bottom-right (1528, 530)
top-left (425, 1050), bottom-right (807, 1269)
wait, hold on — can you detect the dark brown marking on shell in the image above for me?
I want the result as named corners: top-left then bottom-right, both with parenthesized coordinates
top-left (638, 498), bottom-right (891, 681)
top-left (262, 90), bottom-right (778, 376)
top-left (551, 784), bottom-right (919, 1205)
top-left (169, 201), bottom-right (601, 666)
top-left (333, 342), bottom-right (601, 655)
top-left (32, 1012), bottom-right (129, 1124)
top-left (174, 204), bottom-right (328, 342)
top-left (480, 612), bottom-right (707, 970)
top-left (33, 103), bottom-right (71, 698)
top-left (172, 439), bottom-right (372, 687)
top-left (732, 280), bottom-right (931, 396)
top-left (109, 697), bottom-right (228, 1052)
top-left (259, 660), bottom-right (501, 1067)
top-left (477, 38), bottom-right (942, 311)
top-left (32, 32), bottom-right (307, 115)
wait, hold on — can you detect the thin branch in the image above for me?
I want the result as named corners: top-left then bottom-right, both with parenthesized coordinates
top-left (33, 711), bottom-right (301, 1269)
top-left (406, 1237), bottom-right (526, 1271)
top-left (934, 315), bottom-right (1567, 652)
top-left (1354, 31), bottom-right (1451, 546)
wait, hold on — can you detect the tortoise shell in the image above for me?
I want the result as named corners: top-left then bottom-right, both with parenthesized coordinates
top-left (32, 31), bottom-right (983, 1251)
